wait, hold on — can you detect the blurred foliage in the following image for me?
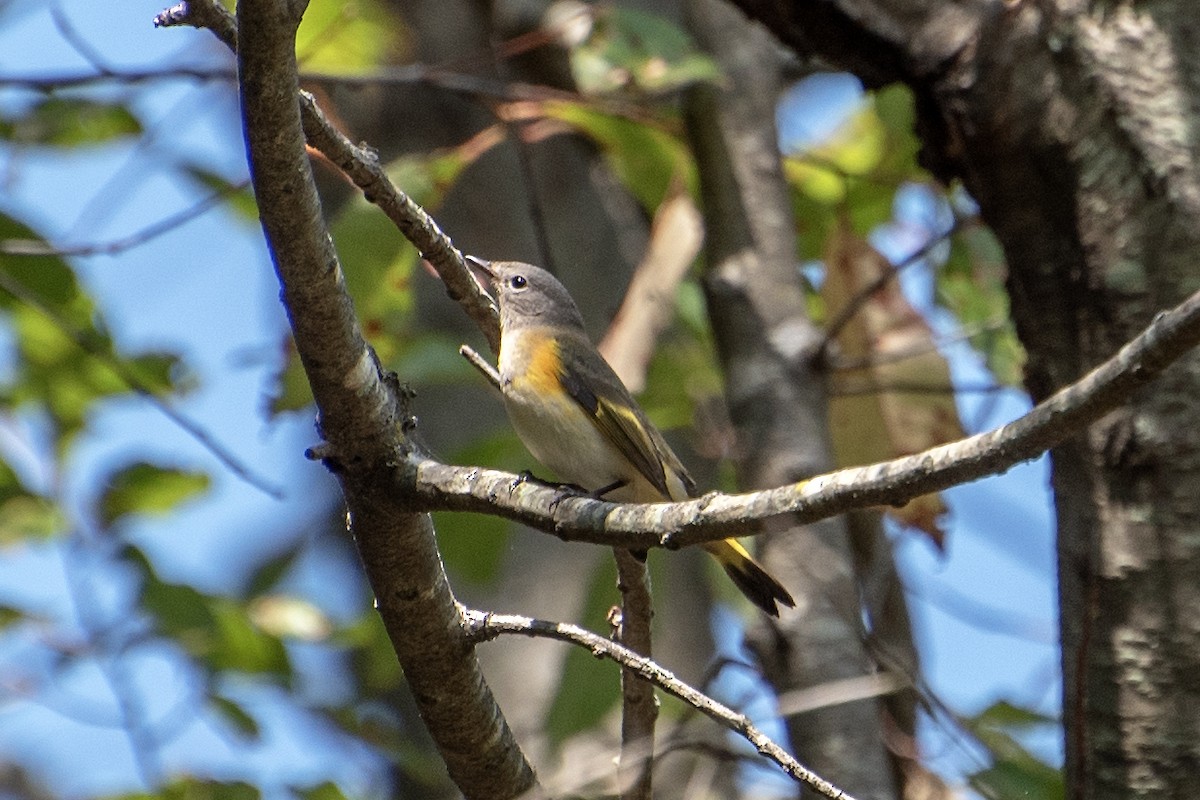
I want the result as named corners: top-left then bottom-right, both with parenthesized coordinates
top-left (545, 556), bottom-right (622, 745)
top-left (295, 0), bottom-right (403, 74)
top-left (0, 97), bottom-right (141, 147)
top-left (0, 1), bottom-right (1054, 798)
top-left (568, 6), bottom-right (721, 95)
top-left (940, 222), bottom-right (1025, 385)
top-left (965, 702), bottom-right (1064, 800)
top-left (822, 222), bottom-right (963, 545)
top-left (544, 101), bottom-right (696, 211)
top-left (99, 462), bottom-right (210, 527)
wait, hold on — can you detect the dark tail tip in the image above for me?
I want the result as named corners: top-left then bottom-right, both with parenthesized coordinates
top-left (722, 559), bottom-right (795, 617)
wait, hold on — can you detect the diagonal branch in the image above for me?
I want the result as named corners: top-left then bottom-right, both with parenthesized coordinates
top-left (186, 0), bottom-right (537, 796)
top-left (410, 286), bottom-right (1200, 547)
top-left (463, 608), bottom-right (859, 800)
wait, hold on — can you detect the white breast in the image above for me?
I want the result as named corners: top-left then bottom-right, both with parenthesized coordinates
top-left (502, 378), bottom-right (630, 493)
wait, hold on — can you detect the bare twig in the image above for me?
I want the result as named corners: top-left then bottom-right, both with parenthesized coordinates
top-left (463, 608), bottom-right (858, 800)
top-left (460, 344), bottom-right (502, 392)
top-left (817, 219), bottom-right (965, 361)
top-left (828, 379), bottom-right (1008, 397)
top-left (612, 549), bottom-right (657, 800)
top-left (0, 66), bottom-right (233, 90)
top-left (774, 672), bottom-right (910, 719)
top-left (51, 2), bottom-right (115, 75)
top-left (1, 181), bottom-right (248, 258)
top-left (411, 287), bottom-right (1200, 547)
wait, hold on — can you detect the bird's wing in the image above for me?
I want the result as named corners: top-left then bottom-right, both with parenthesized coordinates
top-left (558, 359), bottom-right (696, 499)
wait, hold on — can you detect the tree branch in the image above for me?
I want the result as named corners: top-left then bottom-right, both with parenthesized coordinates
top-left (410, 287), bottom-right (1200, 546)
top-left (462, 608), bottom-right (859, 800)
top-left (612, 549), bottom-right (657, 800)
top-left (196, 0), bottom-right (536, 796)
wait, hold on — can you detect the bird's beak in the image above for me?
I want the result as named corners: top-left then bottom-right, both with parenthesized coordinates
top-left (465, 254), bottom-right (495, 283)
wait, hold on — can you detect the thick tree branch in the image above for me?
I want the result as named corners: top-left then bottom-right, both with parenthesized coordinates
top-left (462, 608), bottom-right (858, 800)
top-left (200, 0), bottom-right (535, 796)
top-left (410, 287), bottom-right (1200, 545)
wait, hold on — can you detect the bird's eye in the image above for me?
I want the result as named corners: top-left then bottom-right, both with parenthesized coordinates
top-left (509, 275), bottom-right (527, 290)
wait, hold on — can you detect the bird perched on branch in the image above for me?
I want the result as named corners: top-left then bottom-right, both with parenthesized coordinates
top-left (470, 256), bottom-right (794, 616)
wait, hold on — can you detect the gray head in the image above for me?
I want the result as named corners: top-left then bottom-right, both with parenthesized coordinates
top-left (470, 258), bottom-right (587, 334)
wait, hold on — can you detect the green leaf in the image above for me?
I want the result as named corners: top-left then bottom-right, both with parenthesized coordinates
top-left (0, 460), bottom-right (64, 543)
top-left (970, 759), bottom-right (1064, 800)
top-left (245, 545), bottom-right (305, 598)
top-left (181, 166), bottom-right (259, 222)
top-left (98, 461), bottom-right (210, 527)
top-left (266, 337), bottom-right (313, 416)
top-left (938, 224), bottom-right (1026, 385)
top-left (123, 546), bottom-right (292, 680)
top-left (972, 700), bottom-right (1059, 730)
top-left (0, 604), bottom-right (27, 630)
top-left (0, 214), bottom-right (187, 447)
top-left (545, 556), bottom-right (621, 745)
top-left (209, 598), bottom-right (292, 675)
top-left (2, 98), bottom-right (140, 147)
top-left (106, 777), bottom-right (261, 800)
top-left (544, 102), bottom-right (694, 212)
top-left (295, 0), bottom-right (401, 74)
top-left (210, 695), bottom-right (261, 739)
top-left (341, 613), bottom-right (403, 695)
top-left (569, 7), bottom-right (722, 95)
top-left (965, 700), bottom-right (1064, 800)
top-left (292, 782), bottom-right (350, 800)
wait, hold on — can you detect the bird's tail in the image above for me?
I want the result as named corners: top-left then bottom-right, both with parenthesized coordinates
top-left (703, 538), bottom-right (795, 617)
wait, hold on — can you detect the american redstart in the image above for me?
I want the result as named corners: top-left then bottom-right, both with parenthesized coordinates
top-left (470, 257), bottom-right (794, 616)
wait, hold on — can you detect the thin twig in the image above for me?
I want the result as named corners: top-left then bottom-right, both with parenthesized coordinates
top-left (774, 671), bottom-right (909, 719)
top-left (817, 218), bottom-right (966, 361)
top-left (1, 181), bottom-right (249, 258)
top-left (827, 380), bottom-right (1009, 397)
top-left (463, 608), bottom-right (859, 800)
top-left (827, 316), bottom-right (1012, 372)
top-left (0, 271), bottom-right (284, 499)
top-left (59, 534), bottom-right (164, 788)
top-left (51, 1), bottom-right (115, 75)
top-left (411, 287), bottom-right (1200, 548)
top-left (459, 344), bottom-right (502, 392)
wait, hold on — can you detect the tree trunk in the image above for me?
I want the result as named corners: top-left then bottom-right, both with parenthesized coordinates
top-left (721, 1), bottom-right (1200, 797)
top-left (684, 0), bottom-right (902, 796)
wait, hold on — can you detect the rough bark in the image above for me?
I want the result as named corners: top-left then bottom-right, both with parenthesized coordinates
top-left (233, 1), bottom-right (536, 796)
top-left (719, 1), bottom-right (1200, 797)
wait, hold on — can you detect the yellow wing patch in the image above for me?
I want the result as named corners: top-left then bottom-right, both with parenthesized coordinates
top-left (592, 395), bottom-right (671, 497)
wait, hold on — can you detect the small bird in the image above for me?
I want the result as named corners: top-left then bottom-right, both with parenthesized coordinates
top-left (471, 257), bottom-right (794, 616)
